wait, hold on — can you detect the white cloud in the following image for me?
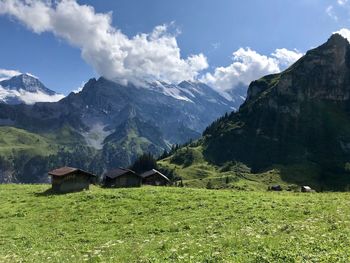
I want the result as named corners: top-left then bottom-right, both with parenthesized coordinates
top-left (334, 28), bottom-right (350, 41)
top-left (338, 0), bottom-right (348, 6)
top-left (201, 47), bottom-right (303, 91)
top-left (0, 85), bottom-right (65, 104)
top-left (0, 68), bottom-right (21, 81)
top-left (326, 5), bottom-right (338, 21)
top-left (0, 0), bottom-right (208, 86)
top-left (271, 48), bottom-right (303, 67)
top-left (72, 81), bottom-right (86, 94)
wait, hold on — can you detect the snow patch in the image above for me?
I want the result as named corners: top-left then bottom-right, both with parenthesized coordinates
top-left (150, 81), bottom-right (193, 102)
top-left (82, 123), bottom-right (112, 150)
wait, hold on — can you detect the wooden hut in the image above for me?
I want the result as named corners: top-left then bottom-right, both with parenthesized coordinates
top-left (104, 168), bottom-right (142, 188)
top-left (141, 169), bottom-right (170, 186)
top-left (49, 167), bottom-right (95, 193)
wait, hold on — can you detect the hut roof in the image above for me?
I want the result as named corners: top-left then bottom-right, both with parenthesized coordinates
top-left (301, 185), bottom-right (312, 191)
top-left (105, 168), bottom-right (140, 179)
top-left (302, 186), bottom-right (312, 190)
top-left (48, 167), bottom-right (95, 177)
top-left (140, 169), bottom-right (170, 181)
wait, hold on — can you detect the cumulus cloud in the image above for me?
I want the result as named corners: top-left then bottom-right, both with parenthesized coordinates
top-left (334, 28), bottom-right (350, 41)
top-left (271, 48), bottom-right (303, 68)
top-left (0, 68), bottom-right (21, 81)
top-left (0, 0), bottom-right (306, 94)
top-left (0, 0), bottom-right (208, 85)
top-left (201, 47), bottom-right (303, 91)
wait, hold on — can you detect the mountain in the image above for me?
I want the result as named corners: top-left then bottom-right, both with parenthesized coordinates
top-left (0, 76), bottom-right (240, 182)
top-left (0, 73), bottom-right (64, 104)
top-left (160, 34), bottom-right (350, 191)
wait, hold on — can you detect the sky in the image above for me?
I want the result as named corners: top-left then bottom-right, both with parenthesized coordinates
top-left (0, 0), bottom-right (349, 95)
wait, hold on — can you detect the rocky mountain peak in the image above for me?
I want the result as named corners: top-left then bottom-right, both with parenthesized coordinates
top-left (199, 34), bottom-right (350, 189)
top-left (0, 73), bottom-right (55, 95)
top-left (245, 34), bottom-right (350, 107)
top-left (0, 73), bottom-right (64, 105)
top-left (326, 33), bottom-right (349, 47)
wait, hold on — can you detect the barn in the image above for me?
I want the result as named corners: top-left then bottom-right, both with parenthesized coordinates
top-left (49, 167), bottom-right (95, 193)
top-left (141, 169), bottom-right (170, 186)
top-left (104, 168), bottom-right (142, 188)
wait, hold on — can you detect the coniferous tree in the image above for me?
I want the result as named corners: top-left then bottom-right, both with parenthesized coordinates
top-left (130, 153), bottom-right (158, 174)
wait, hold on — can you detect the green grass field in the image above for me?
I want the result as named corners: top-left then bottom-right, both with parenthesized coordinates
top-left (1, 185), bottom-right (350, 262)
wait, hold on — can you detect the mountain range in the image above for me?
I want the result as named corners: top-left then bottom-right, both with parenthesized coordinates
top-left (0, 73), bottom-right (245, 182)
top-left (160, 34), bottom-right (350, 191)
top-left (8, 34), bottom-right (350, 189)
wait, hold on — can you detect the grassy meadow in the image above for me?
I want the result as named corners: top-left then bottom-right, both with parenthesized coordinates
top-left (158, 145), bottom-right (318, 191)
top-left (1, 185), bottom-right (350, 262)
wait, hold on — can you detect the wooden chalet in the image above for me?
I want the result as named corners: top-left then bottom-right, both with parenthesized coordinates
top-left (49, 167), bottom-right (95, 193)
top-left (104, 168), bottom-right (142, 188)
top-left (140, 169), bottom-right (170, 186)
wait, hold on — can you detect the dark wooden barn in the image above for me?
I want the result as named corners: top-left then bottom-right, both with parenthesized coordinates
top-left (49, 167), bottom-right (95, 193)
top-left (104, 168), bottom-right (142, 188)
top-left (141, 169), bottom-right (170, 186)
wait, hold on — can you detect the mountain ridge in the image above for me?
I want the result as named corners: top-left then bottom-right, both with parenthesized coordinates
top-left (160, 33), bottom-right (350, 190)
top-left (0, 75), bottom-right (242, 182)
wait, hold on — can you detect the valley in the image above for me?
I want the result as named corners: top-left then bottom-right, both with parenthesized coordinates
top-left (0, 76), bottom-right (242, 183)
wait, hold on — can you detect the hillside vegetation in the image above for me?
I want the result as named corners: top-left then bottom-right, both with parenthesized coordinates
top-left (1, 185), bottom-right (350, 262)
top-left (0, 127), bottom-right (58, 157)
top-left (158, 145), bottom-right (313, 190)
top-left (0, 126), bottom-right (99, 183)
top-left (158, 34), bottom-right (350, 191)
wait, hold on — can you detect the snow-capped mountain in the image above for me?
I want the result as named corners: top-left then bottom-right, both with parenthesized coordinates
top-left (146, 80), bottom-right (245, 111)
top-left (0, 73), bottom-right (64, 104)
top-left (0, 75), bottom-right (248, 182)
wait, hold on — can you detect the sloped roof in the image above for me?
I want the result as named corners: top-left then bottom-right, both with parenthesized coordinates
top-left (302, 186), bottom-right (312, 190)
top-left (48, 167), bottom-right (95, 177)
top-left (105, 168), bottom-right (140, 179)
top-left (140, 169), bottom-right (170, 181)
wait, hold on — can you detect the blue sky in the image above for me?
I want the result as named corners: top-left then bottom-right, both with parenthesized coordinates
top-left (0, 0), bottom-right (349, 94)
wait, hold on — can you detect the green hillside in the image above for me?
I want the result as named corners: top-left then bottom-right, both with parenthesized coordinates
top-left (0, 125), bottom-right (87, 158)
top-left (0, 126), bottom-right (99, 183)
top-left (0, 127), bottom-right (58, 157)
top-left (158, 145), bottom-right (305, 190)
top-left (1, 185), bottom-right (350, 262)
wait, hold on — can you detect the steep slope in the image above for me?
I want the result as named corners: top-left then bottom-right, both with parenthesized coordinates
top-left (100, 117), bottom-right (168, 168)
top-left (0, 74), bottom-right (64, 104)
top-left (161, 34), bottom-right (350, 190)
